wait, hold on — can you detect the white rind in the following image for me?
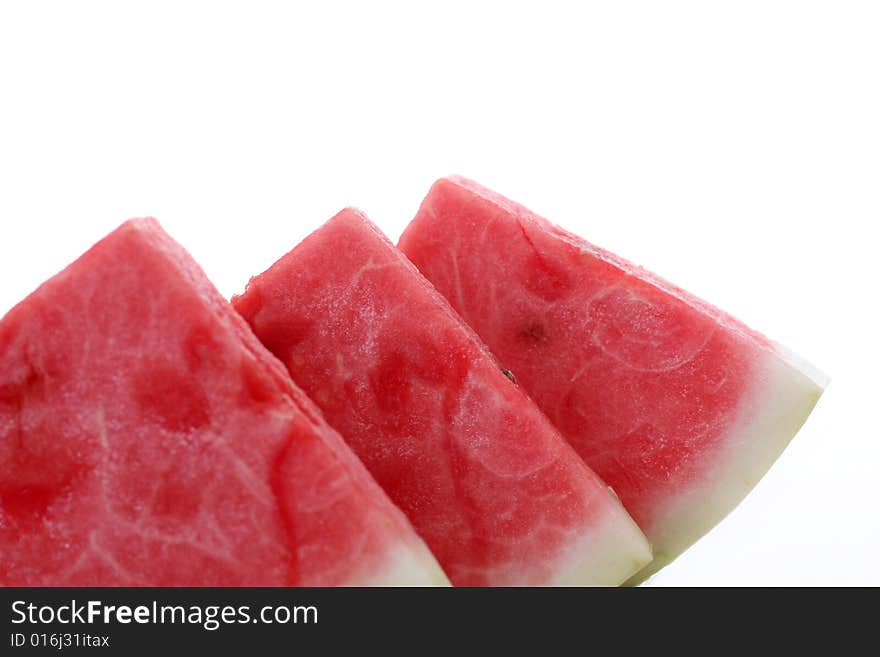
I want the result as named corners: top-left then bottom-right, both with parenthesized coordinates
top-left (349, 543), bottom-right (452, 587)
top-left (548, 500), bottom-right (654, 586)
top-left (627, 346), bottom-right (826, 584)
top-left (772, 340), bottom-right (831, 390)
top-left (347, 496), bottom-right (651, 587)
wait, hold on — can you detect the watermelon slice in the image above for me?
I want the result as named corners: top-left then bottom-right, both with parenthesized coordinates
top-left (398, 177), bottom-right (826, 582)
top-left (233, 209), bottom-right (652, 586)
top-left (0, 218), bottom-right (448, 586)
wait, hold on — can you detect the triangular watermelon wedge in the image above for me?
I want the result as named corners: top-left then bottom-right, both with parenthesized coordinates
top-left (0, 218), bottom-right (448, 586)
top-left (234, 209), bottom-right (652, 586)
top-left (399, 177), bottom-right (826, 582)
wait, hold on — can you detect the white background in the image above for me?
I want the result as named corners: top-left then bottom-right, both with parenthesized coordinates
top-left (1, 2), bottom-right (876, 585)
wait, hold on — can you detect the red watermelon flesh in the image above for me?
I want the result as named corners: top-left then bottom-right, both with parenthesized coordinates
top-left (233, 209), bottom-right (652, 586)
top-left (399, 177), bottom-right (826, 582)
top-left (0, 218), bottom-right (448, 586)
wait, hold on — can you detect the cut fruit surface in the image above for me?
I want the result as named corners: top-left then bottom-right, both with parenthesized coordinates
top-left (398, 177), bottom-right (826, 581)
top-left (0, 219), bottom-right (447, 586)
top-left (234, 209), bottom-right (651, 586)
